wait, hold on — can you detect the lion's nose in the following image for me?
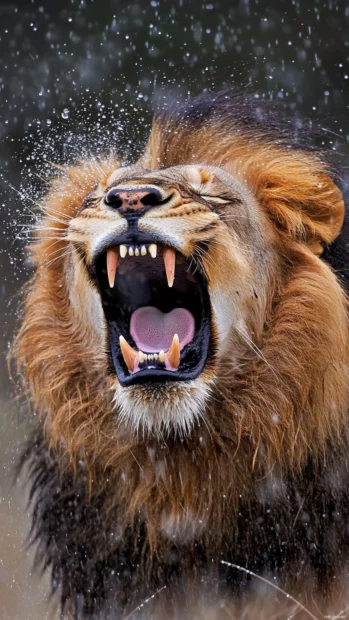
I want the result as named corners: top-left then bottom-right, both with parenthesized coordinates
top-left (104, 186), bottom-right (166, 219)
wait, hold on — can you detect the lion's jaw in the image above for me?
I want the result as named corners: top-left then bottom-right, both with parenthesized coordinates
top-left (67, 164), bottom-right (268, 436)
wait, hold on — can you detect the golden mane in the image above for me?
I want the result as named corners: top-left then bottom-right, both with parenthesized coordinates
top-left (10, 93), bottom-right (349, 614)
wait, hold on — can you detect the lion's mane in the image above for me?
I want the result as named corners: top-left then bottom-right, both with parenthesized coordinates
top-left (12, 91), bottom-right (349, 617)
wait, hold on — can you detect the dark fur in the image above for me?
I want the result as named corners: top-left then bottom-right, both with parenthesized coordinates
top-left (23, 430), bottom-right (349, 618)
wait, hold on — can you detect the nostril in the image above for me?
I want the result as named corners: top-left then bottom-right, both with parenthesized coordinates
top-left (105, 189), bottom-right (123, 209)
top-left (141, 191), bottom-right (173, 207)
top-left (104, 186), bottom-right (172, 213)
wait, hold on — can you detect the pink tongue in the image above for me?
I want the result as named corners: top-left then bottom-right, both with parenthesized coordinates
top-left (130, 306), bottom-right (195, 353)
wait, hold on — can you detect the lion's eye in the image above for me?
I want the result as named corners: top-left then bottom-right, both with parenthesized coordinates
top-left (200, 195), bottom-right (241, 205)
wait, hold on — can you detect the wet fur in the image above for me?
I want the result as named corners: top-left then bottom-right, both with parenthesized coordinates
top-left (12, 91), bottom-right (349, 617)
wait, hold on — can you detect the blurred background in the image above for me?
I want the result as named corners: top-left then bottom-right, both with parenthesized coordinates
top-left (0, 0), bottom-right (348, 617)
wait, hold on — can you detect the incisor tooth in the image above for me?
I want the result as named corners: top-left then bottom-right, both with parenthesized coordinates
top-left (149, 244), bottom-right (157, 258)
top-left (141, 245), bottom-right (147, 256)
top-left (120, 245), bottom-right (127, 258)
top-left (106, 248), bottom-right (119, 288)
top-left (162, 247), bottom-right (176, 288)
top-left (119, 335), bottom-right (137, 373)
top-left (166, 334), bottom-right (180, 370)
top-left (159, 350), bottom-right (165, 363)
top-left (138, 351), bottom-right (145, 363)
top-left (135, 247), bottom-right (140, 257)
top-left (128, 246), bottom-right (134, 257)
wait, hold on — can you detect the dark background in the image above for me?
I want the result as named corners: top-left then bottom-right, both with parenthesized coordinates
top-left (0, 0), bottom-right (348, 617)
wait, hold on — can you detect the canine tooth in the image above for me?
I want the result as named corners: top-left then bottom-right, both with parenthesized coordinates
top-left (162, 247), bottom-right (176, 288)
top-left (120, 245), bottom-right (127, 258)
top-left (141, 245), bottom-right (147, 256)
top-left (138, 351), bottom-right (145, 363)
top-left (119, 335), bottom-right (137, 372)
top-left (166, 334), bottom-right (180, 370)
top-left (106, 248), bottom-right (119, 288)
top-left (128, 246), bottom-right (134, 257)
top-left (149, 244), bottom-right (157, 258)
top-left (135, 247), bottom-right (140, 257)
top-left (159, 350), bottom-right (165, 363)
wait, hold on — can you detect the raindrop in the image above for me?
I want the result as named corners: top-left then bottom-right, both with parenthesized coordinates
top-left (61, 108), bottom-right (70, 120)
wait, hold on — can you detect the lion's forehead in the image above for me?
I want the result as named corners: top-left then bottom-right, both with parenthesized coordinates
top-left (104, 164), bottom-right (227, 194)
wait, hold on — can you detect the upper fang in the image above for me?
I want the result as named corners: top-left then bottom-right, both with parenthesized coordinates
top-left (162, 247), bottom-right (176, 288)
top-left (106, 248), bottom-right (119, 288)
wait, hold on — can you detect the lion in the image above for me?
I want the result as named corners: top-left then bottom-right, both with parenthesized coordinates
top-left (12, 90), bottom-right (349, 618)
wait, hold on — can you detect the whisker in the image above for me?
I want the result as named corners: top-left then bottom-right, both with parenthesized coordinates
top-left (32, 226), bottom-right (68, 234)
top-left (43, 246), bottom-right (74, 269)
top-left (34, 172), bottom-right (50, 185)
top-left (193, 246), bottom-right (217, 273)
top-left (15, 234), bottom-right (68, 243)
top-left (39, 207), bottom-right (73, 223)
top-left (207, 233), bottom-right (259, 256)
top-left (236, 326), bottom-right (277, 376)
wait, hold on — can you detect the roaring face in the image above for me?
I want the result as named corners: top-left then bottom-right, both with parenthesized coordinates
top-left (14, 93), bottom-right (349, 484)
top-left (67, 164), bottom-right (271, 434)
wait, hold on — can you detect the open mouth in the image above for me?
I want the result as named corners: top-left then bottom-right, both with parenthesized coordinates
top-left (94, 240), bottom-right (212, 386)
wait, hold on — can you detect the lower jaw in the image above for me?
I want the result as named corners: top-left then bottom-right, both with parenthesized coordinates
top-left (107, 319), bottom-right (213, 387)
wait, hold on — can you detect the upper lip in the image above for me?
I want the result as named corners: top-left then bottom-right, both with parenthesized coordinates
top-left (91, 231), bottom-right (182, 271)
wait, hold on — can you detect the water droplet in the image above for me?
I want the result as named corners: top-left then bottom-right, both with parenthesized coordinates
top-left (61, 108), bottom-right (70, 120)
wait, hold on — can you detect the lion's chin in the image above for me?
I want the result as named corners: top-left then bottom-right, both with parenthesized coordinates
top-left (113, 378), bottom-right (212, 437)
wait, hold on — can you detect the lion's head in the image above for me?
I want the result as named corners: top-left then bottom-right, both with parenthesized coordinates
top-left (67, 160), bottom-right (274, 436)
top-left (13, 92), bottom-right (349, 529)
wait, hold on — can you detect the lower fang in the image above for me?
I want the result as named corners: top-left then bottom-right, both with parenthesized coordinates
top-left (119, 335), bottom-right (137, 372)
top-left (166, 334), bottom-right (180, 370)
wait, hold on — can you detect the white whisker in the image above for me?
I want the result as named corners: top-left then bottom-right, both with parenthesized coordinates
top-left (236, 326), bottom-right (277, 376)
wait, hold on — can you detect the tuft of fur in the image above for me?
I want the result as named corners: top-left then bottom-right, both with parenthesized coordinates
top-left (11, 90), bottom-right (349, 617)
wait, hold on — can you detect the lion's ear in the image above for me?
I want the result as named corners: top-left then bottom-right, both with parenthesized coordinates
top-left (302, 175), bottom-right (345, 255)
top-left (254, 156), bottom-right (345, 256)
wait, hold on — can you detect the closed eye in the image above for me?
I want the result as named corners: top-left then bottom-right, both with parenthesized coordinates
top-left (200, 195), bottom-right (242, 205)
